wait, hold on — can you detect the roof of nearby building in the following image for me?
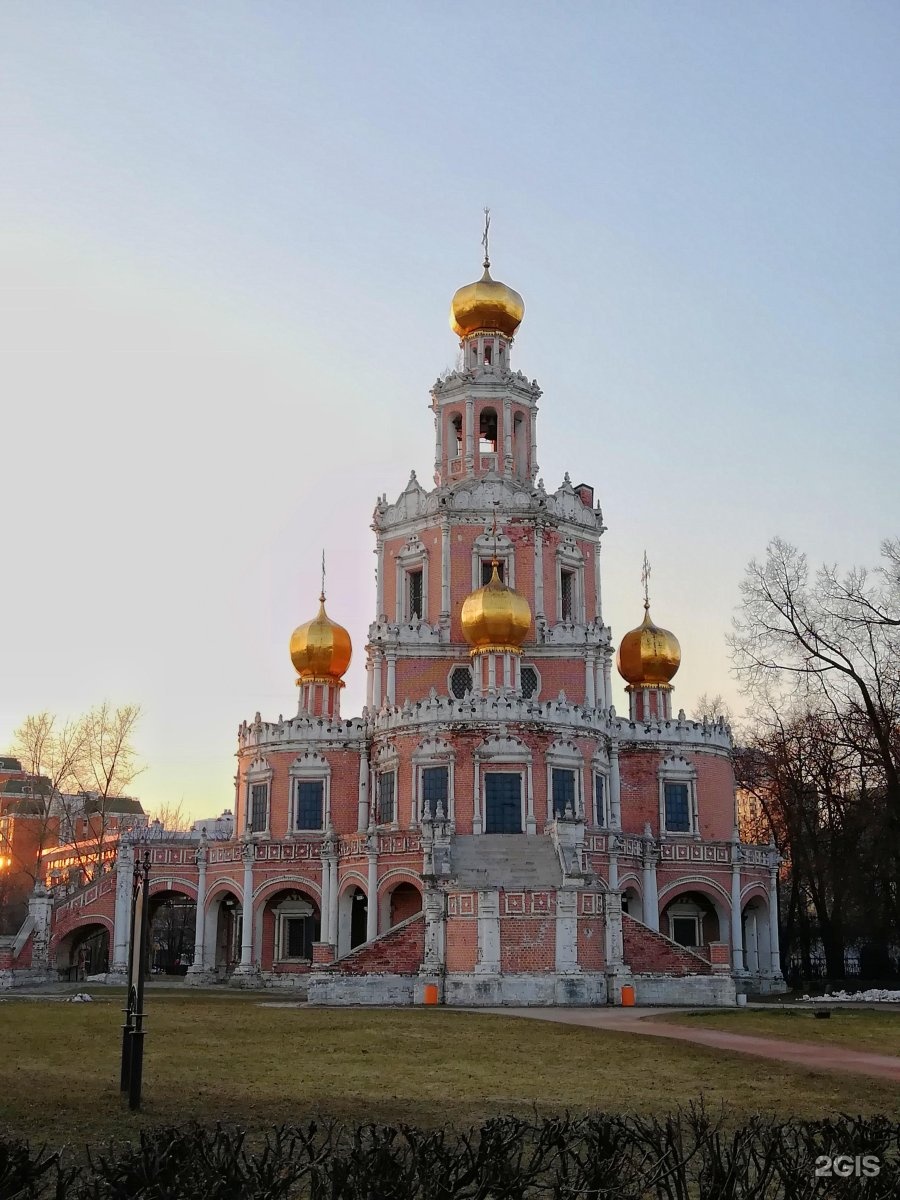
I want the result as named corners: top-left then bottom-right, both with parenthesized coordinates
top-left (0, 756), bottom-right (23, 772)
top-left (81, 795), bottom-right (145, 816)
top-left (2, 775), bottom-right (52, 796)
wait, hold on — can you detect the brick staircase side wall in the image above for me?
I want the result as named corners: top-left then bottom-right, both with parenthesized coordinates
top-left (622, 913), bottom-right (713, 976)
top-left (324, 913), bottom-right (425, 977)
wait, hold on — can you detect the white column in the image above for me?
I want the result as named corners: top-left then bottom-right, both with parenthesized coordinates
top-left (357, 749), bottom-right (369, 831)
top-left (584, 652), bottom-right (596, 708)
top-left (328, 857), bottom-right (339, 947)
top-left (487, 653), bottom-right (496, 692)
top-left (529, 405), bottom-right (538, 480)
top-left (503, 396), bottom-right (513, 477)
top-left (603, 657), bottom-right (612, 714)
top-left (440, 518), bottom-right (451, 620)
top-left (746, 911), bottom-right (759, 975)
top-left (594, 538), bottom-right (603, 622)
top-left (190, 842), bottom-right (208, 972)
top-left (473, 758), bottom-right (482, 834)
top-left (366, 845), bottom-right (378, 941)
top-left (534, 522), bottom-right (545, 620)
top-left (465, 397), bottom-right (475, 469)
top-left (608, 840), bottom-right (619, 890)
top-left (239, 843), bottom-right (254, 969)
top-left (386, 652), bottom-right (397, 705)
top-left (112, 840), bottom-right (134, 972)
top-left (730, 854), bottom-right (745, 972)
top-left (319, 851), bottom-right (332, 943)
top-left (768, 866), bottom-right (782, 975)
top-left (475, 889), bottom-right (501, 973)
top-left (434, 407), bottom-right (442, 479)
top-left (555, 889), bottom-right (579, 973)
top-left (609, 743), bottom-right (622, 830)
top-left (375, 534), bottom-right (385, 619)
top-left (642, 837), bottom-right (659, 931)
top-left (526, 762), bottom-right (536, 834)
top-left (373, 650), bottom-right (383, 708)
top-left (366, 658), bottom-right (374, 710)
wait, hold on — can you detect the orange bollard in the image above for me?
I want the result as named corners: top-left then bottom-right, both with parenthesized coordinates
top-left (423, 983), bottom-right (439, 1005)
top-left (620, 985), bottom-right (636, 1007)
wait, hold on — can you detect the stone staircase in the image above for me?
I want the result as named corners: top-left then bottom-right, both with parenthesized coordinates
top-left (622, 913), bottom-right (712, 976)
top-left (321, 912), bottom-right (425, 976)
top-left (451, 834), bottom-right (563, 890)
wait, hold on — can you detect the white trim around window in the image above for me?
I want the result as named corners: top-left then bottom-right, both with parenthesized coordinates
top-left (245, 758), bottom-right (272, 836)
top-left (659, 756), bottom-right (699, 837)
top-left (289, 753), bottom-right (331, 833)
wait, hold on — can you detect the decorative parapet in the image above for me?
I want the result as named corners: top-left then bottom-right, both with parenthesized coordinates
top-left (208, 839), bottom-right (322, 866)
top-left (367, 619), bottom-right (445, 647)
top-left (539, 621), bottom-right (611, 648)
top-left (238, 713), bottom-right (366, 753)
top-left (368, 692), bottom-right (733, 752)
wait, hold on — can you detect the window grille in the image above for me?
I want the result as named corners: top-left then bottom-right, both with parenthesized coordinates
top-left (560, 570), bottom-right (574, 621)
top-left (484, 772), bottom-right (522, 834)
top-left (408, 569), bottom-right (423, 620)
top-left (594, 773), bottom-right (605, 826)
top-left (450, 666), bottom-right (473, 698)
top-left (521, 666), bottom-right (538, 698)
top-left (481, 559), bottom-right (505, 584)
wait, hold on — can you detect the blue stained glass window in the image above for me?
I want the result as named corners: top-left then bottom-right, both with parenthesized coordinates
top-left (296, 780), bottom-right (324, 830)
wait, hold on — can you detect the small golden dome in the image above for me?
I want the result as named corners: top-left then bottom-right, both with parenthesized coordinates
top-left (616, 607), bottom-right (681, 688)
top-left (450, 265), bottom-right (525, 339)
top-left (289, 595), bottom-right (352, 685)
top-left (461, 563), bottom-right (531, 654)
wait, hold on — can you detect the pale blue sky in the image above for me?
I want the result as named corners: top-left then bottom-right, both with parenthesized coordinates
top-left (1, 2), bottom-right (897, 818)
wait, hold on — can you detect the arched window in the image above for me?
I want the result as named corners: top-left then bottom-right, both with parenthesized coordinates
top-left (479, 407), bottom-right (498, 453)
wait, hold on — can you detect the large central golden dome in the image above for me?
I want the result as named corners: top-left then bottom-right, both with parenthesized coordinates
top-left (461, 563), bottom-right (532, 654)
top-left (616, 607), bottom-right (681, 688)
top-left (450, 265), bottom-right (524, 339)
top-left (289, 595), bottom-right (352, 685)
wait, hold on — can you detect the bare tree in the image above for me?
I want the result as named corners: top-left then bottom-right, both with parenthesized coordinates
top-left (692, 693), bottom-right (736, 727)
top-left (5, 713), bottom-right (86, 884)
top-left (731, 538), bottom-right (900, 818)
top-left (147, 799), bottom-right (189, 834)
top-left (65, 703), bottom-right (143, 881)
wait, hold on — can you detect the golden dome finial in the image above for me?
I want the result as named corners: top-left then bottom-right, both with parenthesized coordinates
top-left (289, 558), bottom-right (352, 686)
top-left (616, 554), bottom-right (681, 688)
top-left (450, 213), bottom-right (524, 339)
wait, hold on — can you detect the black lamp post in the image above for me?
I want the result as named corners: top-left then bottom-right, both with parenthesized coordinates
top-left (120, 844), bottom-right (151, 1110)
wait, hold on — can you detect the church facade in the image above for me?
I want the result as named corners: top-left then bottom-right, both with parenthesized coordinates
top-left (6, 246), bottom-right (784, 1005)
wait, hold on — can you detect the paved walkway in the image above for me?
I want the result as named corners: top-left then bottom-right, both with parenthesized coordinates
top-left (484, 1007), bottom-right (900, 1083)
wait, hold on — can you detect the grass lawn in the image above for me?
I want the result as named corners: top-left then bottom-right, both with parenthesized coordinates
top-left (661, 1007), bottom-right (900, 1056)
top-left (2, 991), bottom-right (898, 1148)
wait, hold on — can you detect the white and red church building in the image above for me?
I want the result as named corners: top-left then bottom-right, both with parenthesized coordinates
top-left (3, 247), bottom-right (783, 1005)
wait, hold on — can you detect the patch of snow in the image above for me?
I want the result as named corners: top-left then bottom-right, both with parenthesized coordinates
top-left (801, 989), bottom-right (900, 1003)
top-left (69, 992), bottom-right (94, 1003)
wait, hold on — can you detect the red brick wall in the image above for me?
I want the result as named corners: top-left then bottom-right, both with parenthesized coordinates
top-left (577, 917), bottom-right (605, 970)
top-left (500, 914), bottom-right (555, 973)
top-left (622, 913), bottom-right (711, 975)
top-left (326, 912), bottom-right (424, 976)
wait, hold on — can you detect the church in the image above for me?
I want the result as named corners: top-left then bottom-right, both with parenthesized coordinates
top-left (7, 239), bottom-right (784, 1005)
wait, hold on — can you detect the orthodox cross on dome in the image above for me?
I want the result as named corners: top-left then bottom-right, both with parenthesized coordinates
top-left (490, 503), bottom-right (500, 565)
top-left (320, 549), bottom-right (326, 603)
top-left (641, 550), bottom-right (651, 611)
top-left (482, 206), bottom-right (491, 270)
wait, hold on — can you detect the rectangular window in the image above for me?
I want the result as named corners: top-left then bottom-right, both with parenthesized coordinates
top-left (560, 570), bottom-right (574, 621)
top-left (551, 767), bottom-right (576, 818)
top-left (482, 559), bottom-right (505, 585)
top-left (407, 569), bottom-right (423, 620)
top-left (484, 772), bottom-right (522, 834)
top-left (378, 771), bottom-right (396, 824)
top-left (664, 781), bottom-right (691, 832)
top-left (249, 783), bottom-right (268, 832)
top-left (594, 773), bottom-right (605, 826)
top-left (296, 780), bottom-right (324, 830)
top-left (421, 766), bottom-right (448, 819)
top-left (284, 916), bottom-right (313, 959)
top-left (671, 916), bottom-right (699, 947)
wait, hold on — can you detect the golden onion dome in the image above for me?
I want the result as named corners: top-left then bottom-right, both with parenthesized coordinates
top-left (450, 265), bottom-right (525, 339)
top-left (461, 563), bottom-right (532, 653)
top-left (289, 595), bottom-right (352, 685)
top-left (616, 607), bottom-right (681, 688)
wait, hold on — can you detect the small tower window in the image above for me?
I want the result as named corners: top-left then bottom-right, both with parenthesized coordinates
top-left (521, 665), bottom-right (538, 699)
top-left (481, 559), bottom-right (505, 585)
top-left (551, 768), bottom-right (576, 819)
top-left (479, 408), bottom-right (498, 453)
top-left (296, 780), bottom-right (324, 830)
top-left (407, 569), bottom-right (423, 620)
top-left (560, 570), bottom-right (575, 621)
top-left (378, 771), bottom-right (396, 825)
top-left (451, 413), bottom-right (463, 456)
top-left (483, 342), bottom-right (493, 365)
top-left (450, 666), bottom-right (473, 698)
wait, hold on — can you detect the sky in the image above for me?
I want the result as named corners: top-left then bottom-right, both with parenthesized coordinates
top-left (1, 2), bottom-right (898, 821)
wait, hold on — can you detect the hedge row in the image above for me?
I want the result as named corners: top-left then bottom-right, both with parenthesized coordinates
top-left (2, 1108), bottom-right (898, 1199)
